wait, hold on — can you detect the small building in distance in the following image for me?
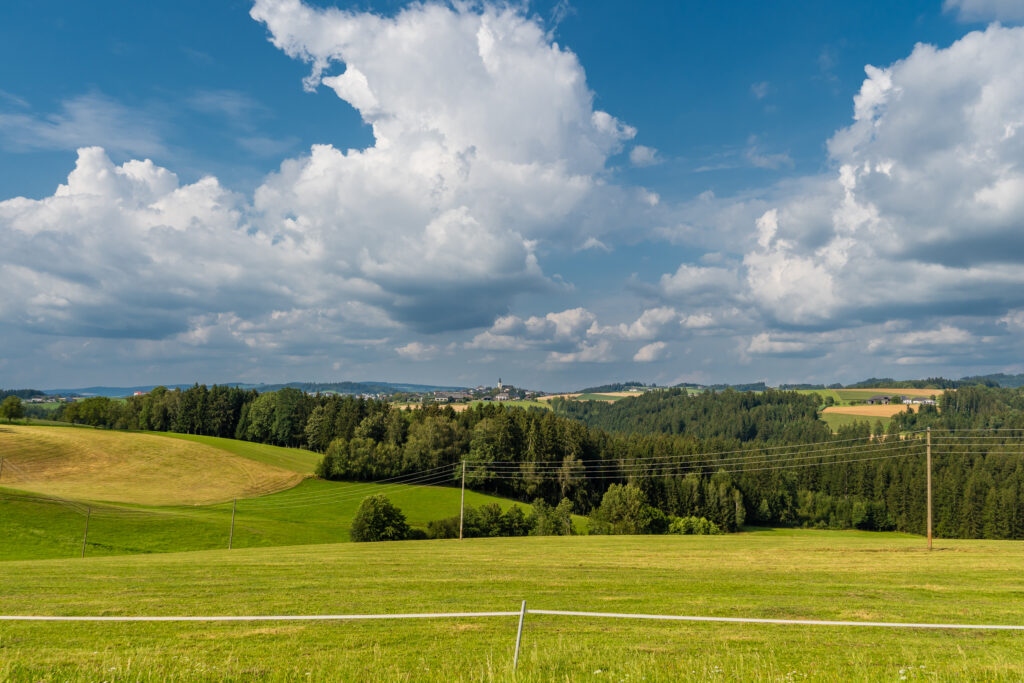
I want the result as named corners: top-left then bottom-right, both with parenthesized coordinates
top-left (865, 396), bottom-right (890, 405)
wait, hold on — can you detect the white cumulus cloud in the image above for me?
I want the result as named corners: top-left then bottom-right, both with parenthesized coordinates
top-left (633, 341), bottom-right (667, 362)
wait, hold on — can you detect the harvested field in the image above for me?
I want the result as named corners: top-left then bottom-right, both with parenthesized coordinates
top-left (822, 404), bottom-right (920, 418)
top-left (0, 425), bottom-right (305, 505)
top-left (837, 387), bottom-right (943, 399)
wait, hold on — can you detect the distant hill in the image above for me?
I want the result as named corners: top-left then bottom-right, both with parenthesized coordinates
top-left (43, 380), bottom-right (468, 398)
top-left (673, 381), bottom-right (769, 392)
top-left (957, 373), bottom-right (1024, 388)
top-left (575, 381), bottom-right (649, 393)
top-left (0, 388), bottom-right (47, 400)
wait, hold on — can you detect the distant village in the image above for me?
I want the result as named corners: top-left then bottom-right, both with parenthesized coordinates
top-left (864, 395), bottom-right (937, 406)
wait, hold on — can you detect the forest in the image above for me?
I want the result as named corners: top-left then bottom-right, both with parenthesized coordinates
top-left (41, 383), bottom-right (1024, 539)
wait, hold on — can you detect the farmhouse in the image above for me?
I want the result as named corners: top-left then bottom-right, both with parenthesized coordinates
top-left (434, 391), bottom-right (470, 401)
top-left (494, 393), bottom-right (510, 401)
top-left (865, 395), bottom-right (890, 405)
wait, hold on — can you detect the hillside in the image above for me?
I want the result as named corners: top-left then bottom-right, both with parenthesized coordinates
top-left (0, 425), bottom-right (308, 505)
top-left (0, 425), bottom-right (539, 561)
top-left (550, 387), bottom-right (830, 442)
top-left (1, 532), bottom-right (1022, 680)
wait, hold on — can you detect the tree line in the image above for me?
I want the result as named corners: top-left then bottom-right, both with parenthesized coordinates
top-left (44, 383), bottom-right (1024, 539)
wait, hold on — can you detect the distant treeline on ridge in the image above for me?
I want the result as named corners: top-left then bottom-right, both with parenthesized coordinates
top-left (39, 383), bottom-right (1024, 540)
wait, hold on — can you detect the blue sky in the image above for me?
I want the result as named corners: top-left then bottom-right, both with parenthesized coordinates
top-left (2, 0), bottom-right (1024, 390)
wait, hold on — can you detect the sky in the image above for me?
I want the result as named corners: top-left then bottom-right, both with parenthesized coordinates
top-left (2, 0), bottom-right (1024, 391)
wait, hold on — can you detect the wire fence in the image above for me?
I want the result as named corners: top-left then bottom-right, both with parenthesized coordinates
top-left (1, 429), bottom-right (1023, 558)
top-left (3, 602), bottom-right (1023, 671)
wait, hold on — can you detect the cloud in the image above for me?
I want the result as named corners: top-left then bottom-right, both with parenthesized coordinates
top-left (944, 0), bottom-right (1024, 23)
top-left (629, 145), bottom-right (660, 167)
top-left (248, 0), bottom-right (645, 330)
top-left (1, 0), bottom-right (653, 359)
top-left (547, 339), bottom-right (613, 363)
top-left (750, 81), bottom-right (770, 100)
top-left (746, 333), bottom-right (814, 356)
top-left (395, 341), bottom-right (439, 360)
top-left (0, 93), bottom-right (165, 157)
top-left (737, 25), bottom-right (1024, 327)
top-left (633, 341), bottom-right (666, 362)
top-left (745, 136), bottom-right (793, 170)
top-left (594, 306), bottom-right (679, 340)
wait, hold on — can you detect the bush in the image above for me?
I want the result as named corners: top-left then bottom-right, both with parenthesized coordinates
top-left (349, 495), bottom-right (411, 542)
top-left (528, 498), bottom-right (574, 536)
top-left (668, 516), bottom-right (722, 535)
top-left (426, 503), bottom-right (535, 539)
top-left (588, 484), bottom-right (667, 535)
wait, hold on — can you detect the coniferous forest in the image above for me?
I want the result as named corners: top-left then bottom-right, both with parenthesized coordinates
top-left (46, 384), bottom-right (1024, 539)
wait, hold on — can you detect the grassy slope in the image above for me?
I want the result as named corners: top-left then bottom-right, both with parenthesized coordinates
top-left (154, 432), bottom-right (321, 474)
top-left (1, 531), bottom-right (1023, 681)
top-left (0, 425), bottom-right (304, 504)
top-left (0, 426), bottom-right (555, 562)
top-left (0, 478), bottom-right (544, 561)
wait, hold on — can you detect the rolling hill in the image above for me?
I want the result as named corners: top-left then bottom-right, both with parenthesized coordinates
top-left (0, 425), bottom-right (544, 561)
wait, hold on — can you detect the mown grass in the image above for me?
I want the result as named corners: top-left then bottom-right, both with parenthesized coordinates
top-left (154, 432), bottom-right (321, 474)
top-left (1, 531), bottom-right (1023, 681)
top-left (0, 478), bottom-right (543, 561)
top-left (0, 425), bottom-right (304, 505)
top-left (573, 393), bottom-right (626, 402)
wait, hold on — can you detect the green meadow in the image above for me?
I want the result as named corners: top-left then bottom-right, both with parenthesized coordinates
top-left (2, 531), bottom-right (1023, 681)
top-left (0, 426), bottom-right (544, 562)
top-left (819, 411), bottom-right (890, 432)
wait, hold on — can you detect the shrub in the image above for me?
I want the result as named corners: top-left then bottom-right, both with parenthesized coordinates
top-left (668, 516), bottom-right (722, 535)
top-left (426, 503), bottom-right (537, 539)
top-left (349, 495), bottom-right (411, 542)
top-left (588, 484), bottom-right (667, 535)
top-left (528, 498), bottom-right (574, 536)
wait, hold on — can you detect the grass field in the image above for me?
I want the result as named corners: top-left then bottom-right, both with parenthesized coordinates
top-left (0, 426), bottom-right (549, 562)
top-left (819, 412), bottom-right (891, 433)
top-left (537, 393), bottom-right (634, 403)
top-left (0, 478), bottom-right (541, 561)
top-left (796, 388), bottom-right (943, 407)
top-left (2, 530), bottom-right (1023, 681)
top-left (0, 425), bottom-right (306, 505)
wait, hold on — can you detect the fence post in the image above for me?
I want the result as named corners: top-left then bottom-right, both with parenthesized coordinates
top-left (81, 506), bottom-right (91, 558)
top-left (0, 455), bottom-right (4, 482)
top-left (513, 600), bottom-right (527, 671)
top-left (228, 498), bottom-right (237, 550)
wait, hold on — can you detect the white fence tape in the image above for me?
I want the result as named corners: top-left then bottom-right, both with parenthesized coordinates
top-left (0, 611), bottom-right (517, 622)
top-left (526, 610), bottom-right (1024, 631)
top-left (2, 609), bottom-right (1023, 630)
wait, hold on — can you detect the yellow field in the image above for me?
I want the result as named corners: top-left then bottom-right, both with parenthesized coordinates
top-left (0, 426), bottom-right (304, 505)
top-left (537, 393), bottom-right (579, 401)
top-left (823, 404), bottom-right (920, 418)
top-left (841, 387), bottom-right (942, 397)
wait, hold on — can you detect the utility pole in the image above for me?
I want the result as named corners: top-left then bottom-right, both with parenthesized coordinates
top-left (459, 460), bottom-right (466, 540)
top-left (0, 455), bottom-right (4, 482)
top-left (926, 427), bottom-right (932, 551)
top-left (81, 506), bottom-right (91, 558)
top-left (228, 498), bottom-right (237, 550)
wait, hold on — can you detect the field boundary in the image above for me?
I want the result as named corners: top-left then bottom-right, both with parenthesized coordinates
top-left (4, 608), bottom-right (1024, 630)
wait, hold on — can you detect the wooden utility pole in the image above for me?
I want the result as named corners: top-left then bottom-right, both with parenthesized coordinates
top-left (0, 455), bottom-right (4, 482)
top-left (459, 460), bottom-right (466, 540)
top-left (926, 427), bottom-right (932, 551)
top-left (81, 506), bottom-right (91, 558)
top-left (228, 498), bottom-right (237, 550)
